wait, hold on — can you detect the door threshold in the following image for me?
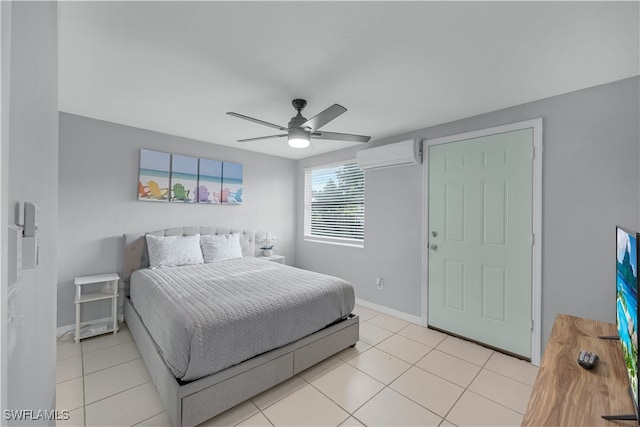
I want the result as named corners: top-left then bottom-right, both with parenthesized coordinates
top-left (429, 325), bottom-right (531, 363)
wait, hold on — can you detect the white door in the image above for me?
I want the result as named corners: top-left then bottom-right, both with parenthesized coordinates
top-left (428, 128), bottom-right (533, 358)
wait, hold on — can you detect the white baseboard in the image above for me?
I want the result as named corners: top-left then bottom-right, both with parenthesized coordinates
top-left (355, 298), bottom-right (424, 326)
top-left (57, 316), bottom-right (117, 338)
top-left (59, 304), bottom-right (419, 337)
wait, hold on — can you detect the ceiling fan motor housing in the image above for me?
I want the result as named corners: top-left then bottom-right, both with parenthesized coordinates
top-left (291, 98), bottom-right (307, 112)
top-left (288, 99), bottom-right (310, 135)
top-left (288, 126), bottom-right (309, 141)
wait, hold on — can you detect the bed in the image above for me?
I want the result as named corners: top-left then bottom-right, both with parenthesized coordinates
top-left (122, 226), bottom-right (359, 427)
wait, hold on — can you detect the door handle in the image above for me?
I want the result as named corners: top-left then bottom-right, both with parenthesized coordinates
top-left (430, 244), bottom-right (438, 251)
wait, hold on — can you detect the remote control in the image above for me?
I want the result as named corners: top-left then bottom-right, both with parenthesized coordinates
top-left (578, 350), bottom-right (599, 370)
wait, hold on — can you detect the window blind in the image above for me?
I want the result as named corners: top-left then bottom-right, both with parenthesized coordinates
top-left (304, 162), bottom-right (365, 244)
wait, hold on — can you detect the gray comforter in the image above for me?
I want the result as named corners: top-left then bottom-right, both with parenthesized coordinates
top-left (130, 257), bottom-right (355, 381)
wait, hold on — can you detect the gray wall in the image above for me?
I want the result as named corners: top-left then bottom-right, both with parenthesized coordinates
top-left (57, 113), bottom-right (297, 328)
top-left (58, 76), bottom-right (639, 356)
top-left (296, 76), bottom-right (640, 354)
top-left (1, 0), bottom-right (12, 412)
top-left (5, 1), bottom-right (59, 422)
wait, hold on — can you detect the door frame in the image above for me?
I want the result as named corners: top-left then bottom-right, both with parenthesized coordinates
top-left (421, 118), bottom-right (543, 366)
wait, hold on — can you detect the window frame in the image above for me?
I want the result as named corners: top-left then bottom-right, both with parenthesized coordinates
top-left (303, 160), bottom-right (365, 248)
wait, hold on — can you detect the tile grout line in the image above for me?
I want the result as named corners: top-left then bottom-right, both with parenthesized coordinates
top-left (436, 350), bottom-right (533, 422)
top-left (366, 325), bottom-right (529, 424)
top-left (304, 327), bottom-right (438, 425)
top-left (226, 400), bottom-right (262, 427)
top-left (82, 337), bottom-right (135, 356)
top-left (250, 377), bottom-right (307, 414)
top-left (390, 327), bottom-right (535, 389)
top-left (84, 379), bottom-right (153, 409)
top-left (437, 351), bottom-right (533, 419)
top-left (266, 353), bottom-right (382, 425)
top-left (81, 339), bottom-right (87, 427)
top-left (83, 354), bottom-right (142, 377)
top-left (130, 408), bottom-right (166, 427)
top-left (380, 331), bottom-right (452, 423)
top-left (257, 409), bottom-right (275, 427)
top-left (465, 388), bottom-right (529, 416)
top-left (482, 365), bottom-right (537, 388)
top-left (302, 320), bottom-right (443, 424)
top-left (306, 370), bottom-right (379, 421)
top-left (77, 325), bottom-right (137, 426)
top-left (437, 347), bottom-right (493, 424)
top-left (345, 325), bottom-right (463, 424)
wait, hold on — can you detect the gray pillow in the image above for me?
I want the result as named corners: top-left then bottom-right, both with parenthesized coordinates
top-left (145, 234), bottom-right (204, 268)
top-left (200, 233), bottom-right (243, 263)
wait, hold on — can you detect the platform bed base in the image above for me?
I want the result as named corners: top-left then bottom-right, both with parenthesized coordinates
top-left (124, 297), bottom-right (359, 427)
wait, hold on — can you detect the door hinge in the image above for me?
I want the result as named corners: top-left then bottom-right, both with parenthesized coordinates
top-left (530, 233), bottom-right (535, 245)
top-left (531, 319), bottom-right (534, 331)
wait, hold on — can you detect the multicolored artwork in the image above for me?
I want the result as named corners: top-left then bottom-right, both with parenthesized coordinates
top-left (171, 154), bottom-right (198, 203)
top-left (616, 227), bottom-right (639, 408)
top-left (137, 149), bottom-right (243, 205)
top-left (221, 162), bottom-right (243, 204)
top-left (138, 149), bottom-right (170, 202)
top-left (197, 158), bottom-right (223, 204)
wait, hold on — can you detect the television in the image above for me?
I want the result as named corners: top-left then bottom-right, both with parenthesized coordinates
top-left (611, 226), bottom-right (640, 421)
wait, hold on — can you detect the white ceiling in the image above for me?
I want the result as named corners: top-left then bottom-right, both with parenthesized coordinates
top-left (58, 1), bottom-right (639, 160)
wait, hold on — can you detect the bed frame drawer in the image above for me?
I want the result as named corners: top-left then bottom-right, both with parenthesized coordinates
top-left (182, 353), bottom-right (293, 427)
top-left (294, 319), bottom-right (359, 373)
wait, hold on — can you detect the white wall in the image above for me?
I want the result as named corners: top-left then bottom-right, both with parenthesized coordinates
top-left (0, 0), bottom-right (11, 414)
top-left (5, 1), bottom-right (58, 423)
top-left (57, 113), bottom-right (297, 328)
top-left (296, 76), bottom-right (640, 354)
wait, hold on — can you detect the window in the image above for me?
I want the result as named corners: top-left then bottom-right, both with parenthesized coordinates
top-left (304, 161), bottom-right (365, 247)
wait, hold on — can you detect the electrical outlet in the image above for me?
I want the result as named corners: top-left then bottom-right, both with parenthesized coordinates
top-left (376, 277), bottom-right (383, 290)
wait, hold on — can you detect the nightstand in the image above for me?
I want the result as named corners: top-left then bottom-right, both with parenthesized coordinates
top-left (258, 254), bottom-right (285, 264)
top-left (74, 273), bottom-right (119, 343)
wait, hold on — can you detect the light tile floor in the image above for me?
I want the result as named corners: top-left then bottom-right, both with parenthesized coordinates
top-left (56, 306), bottom-right (538, 427)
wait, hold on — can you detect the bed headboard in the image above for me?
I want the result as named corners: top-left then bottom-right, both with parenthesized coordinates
top-left (122, 226), bottom-right (255, 283)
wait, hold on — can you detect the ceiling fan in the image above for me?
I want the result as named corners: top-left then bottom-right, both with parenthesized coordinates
top-left (227, 99), bottom-right (371, 148)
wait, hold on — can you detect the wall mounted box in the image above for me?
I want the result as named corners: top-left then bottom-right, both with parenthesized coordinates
top-left (24, 202), bottom-right (38, 237)
top-left (7, 225), bottom-right (22, 285)
top-left (355, 139), bottom-right (422, 170)
top-left (22, 202), bottom-right (39, 268)
top-left (23, 236), bottom-right (39, 269)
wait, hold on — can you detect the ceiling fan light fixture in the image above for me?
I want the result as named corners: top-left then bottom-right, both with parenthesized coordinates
top-left (288, 128), bottom-right (310, 148)
top-left (288, 138), bottom-right (310, 148)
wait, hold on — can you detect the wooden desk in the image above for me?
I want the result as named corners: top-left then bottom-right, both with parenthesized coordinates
top-left (522, 314), bottom-right (636, 426)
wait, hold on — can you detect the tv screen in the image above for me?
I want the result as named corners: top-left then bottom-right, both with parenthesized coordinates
top-left (616, 226), bottom-right (639, 415)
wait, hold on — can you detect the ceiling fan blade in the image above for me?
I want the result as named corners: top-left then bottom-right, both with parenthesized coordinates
top-left (311, 131), bottom-right (371, 143)
top-left (237, 134), bottom-right (287, 142)
top-left (301, 104), bottom-right (347, 131)
top-left (227, 112), bottom-right (288, 131)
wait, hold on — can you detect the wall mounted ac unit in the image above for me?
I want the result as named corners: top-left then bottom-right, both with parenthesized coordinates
top-left (356, 139), bottom-right (422, 170)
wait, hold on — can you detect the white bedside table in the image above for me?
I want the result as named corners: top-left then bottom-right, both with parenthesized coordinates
top-left (74, 273), bottom-right (120, 343)
top-left (258, 254), bottom-right (285, 264)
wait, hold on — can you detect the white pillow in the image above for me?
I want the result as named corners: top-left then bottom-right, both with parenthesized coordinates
top-left (145, 234), bottom-right (204, 268)
top-left (200, 233), bottom-right (243, 263)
